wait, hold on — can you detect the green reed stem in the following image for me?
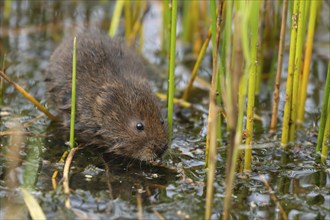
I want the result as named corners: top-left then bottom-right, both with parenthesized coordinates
top-left (317, 63), bottom-right (330, 154)
top-left (281, 0), bottom-right (299, 147)
top-left (289, 0), bottom-right (306, 142)
top-left (234, 0), bottom-right (251, 172)
top-left (132, 1), bottom-right (142, 24)
top-left (297, 1), bottom-right (320, 123)
top-left (167, 0), bottom-right (177, 143)
top-left (161, 0), bottom-right (171, 55)
top-left (182, 27), bottom-right (211, 101)
top-left (4, 0), bottom-right (11, 19)
top-left (108, 0), bottom-right (124, 37)
top-left (69, 37), bottom-right (77, 150)
top-left (124, 1), bottom-right (132, 41)
top-left (321, 88), bottom-right (330, 164)
top-left (244, 0), bottom-right (260, 173)
top-left (182, 1), bottom-right (191, 43)
top-left (270, 0), bottom-right (289, 132)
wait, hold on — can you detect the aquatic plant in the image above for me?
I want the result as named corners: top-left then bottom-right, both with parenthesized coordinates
top-left (167, 0), bottom-right (178, 142)
top-left (270, 0), bottom-right (288, 132)
top-left (281, 0), bottom-right (300, 146)
top-left (243, 0), bottom-right (260, 172)
top-left (205, 1), bottom-right (223, 219)
top-left (108, 0), bottom-right (124, 37)
top-left (297, 1), bottom-right (322, 123)
top-left (318, 63), bottom-right (330, 164)
top-left (69, 36), bottom-right (77, 150)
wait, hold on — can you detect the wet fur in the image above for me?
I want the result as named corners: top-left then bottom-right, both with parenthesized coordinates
top-left (46, 32), bottom-right (168, 161)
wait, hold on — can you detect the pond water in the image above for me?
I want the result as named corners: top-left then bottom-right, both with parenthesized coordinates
top-left (0, 1), bottom-right (329, 219)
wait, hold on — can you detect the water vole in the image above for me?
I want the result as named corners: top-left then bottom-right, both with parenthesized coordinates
top-left (46, 32), bottom-right (168, 161)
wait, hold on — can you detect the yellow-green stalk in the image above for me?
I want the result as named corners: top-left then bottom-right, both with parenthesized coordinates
top-left (244, 0), bottom-right (260, 172)
top-left (132, 1), bottom-right (142, 24)
top-left (0, 70), bottom-right (56, 121)
top-left (233, 11), bottom-right (249, 172)
top-left (289, 0), bottom-right (306, 142)
top-left (270, 0), bottom-right (289, 132)
top-left (281, 0), bottom-right (300, 147)
top-left (69, 37), bottom-right (77, 150)
top-left (317, 63), bottom-right (330, 154)
top-left (108, 0), bottom-right (124, 37)
top-left (297, 1), bottom-right (321, 123)
top-left (321, 93), bottom-right (330, 164)
top-left (182, 27), bottom-right (211, 101)
top-left (295, 0), bottom-right (310, 113)
top-left (161, 0), bottom-right (171, 55)
top-left (127, 2), bottom-right (147, 46)
top-left (167, 0), bottom-right (177, 143)
top-left (4, 0), bottom-right (11, 19)
top-left (124, 1), bottom-right (132, 41)
top-left (182, 1), bottom-right (192, 43)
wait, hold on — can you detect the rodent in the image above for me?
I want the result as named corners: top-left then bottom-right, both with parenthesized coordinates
top-left (45, 32), bottom-right (168, 161)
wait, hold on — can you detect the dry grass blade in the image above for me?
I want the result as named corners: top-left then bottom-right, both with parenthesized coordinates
top-left (259, 175), bottom-right (288, 220)
top-left (270, 0), bottom-right (288, 133)
top-left (182, 27), bottom-right (212, 101)
top-left (136, 186), bottom-right (143, 220)
top-left (63, 147), bottom-right (79, 209)
top-left (205, 0), bottom-right (224, 219)
top-left (21, 188), bottom-right (47, 220)
top-left (0, 130), bottom-right (31, 136)
top-left (156, 92), bottom-right (191, 108)
top-left (52, 150), bottom-right (69, 190)
top-left (3, 122), bottom-right (26, 219)
top-left (0, 70), bottom-right (56, 121)
top-left (102, 157), bottom-right (114, 201)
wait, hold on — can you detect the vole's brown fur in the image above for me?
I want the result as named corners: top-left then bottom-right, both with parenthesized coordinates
top-left (46, 32), bottom-right (168, 161)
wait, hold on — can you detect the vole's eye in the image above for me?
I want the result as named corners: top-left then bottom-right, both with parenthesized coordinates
top-left (136, 122), bottom-right (144, 131)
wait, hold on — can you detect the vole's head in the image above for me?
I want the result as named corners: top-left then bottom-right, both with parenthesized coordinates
top-left (92, 80), bottom-right (168, 162)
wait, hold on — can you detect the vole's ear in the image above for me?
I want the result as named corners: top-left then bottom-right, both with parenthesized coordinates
top-left (93, 84), bottom-right (125, 119)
